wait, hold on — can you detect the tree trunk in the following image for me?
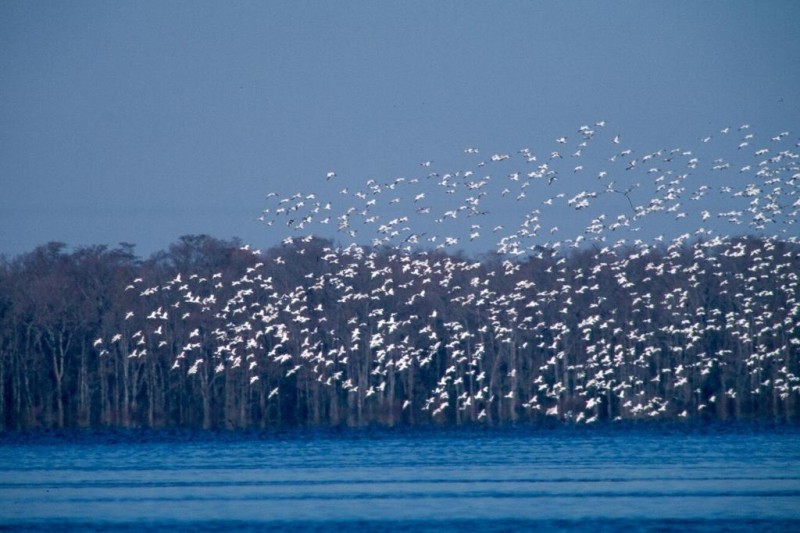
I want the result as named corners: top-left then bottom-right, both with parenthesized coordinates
top-left (79, 343), bottom-right (89, 427)
top-left (51, 344), bottom-right (65, 429)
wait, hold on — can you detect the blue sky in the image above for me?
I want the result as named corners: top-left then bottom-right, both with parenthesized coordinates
top-left (2, 1), bottom-right (799, 258)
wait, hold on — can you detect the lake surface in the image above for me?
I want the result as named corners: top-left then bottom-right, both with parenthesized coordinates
top-left (1, 425), bottom-right (799, 531)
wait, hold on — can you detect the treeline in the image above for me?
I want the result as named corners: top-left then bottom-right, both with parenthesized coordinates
top-left (0, 234), bottom-right (798, 430)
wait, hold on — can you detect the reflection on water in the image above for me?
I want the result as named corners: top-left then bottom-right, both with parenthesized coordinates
top-left (1, 426), bottom-right (799, 531)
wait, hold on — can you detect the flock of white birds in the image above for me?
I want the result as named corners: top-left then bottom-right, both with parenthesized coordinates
top-left (261, 121), bottom-right (798, 256)
top-left (97, 122), bottom-right (800, 424)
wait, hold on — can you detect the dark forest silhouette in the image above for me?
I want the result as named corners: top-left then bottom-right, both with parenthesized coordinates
top-left (0, 233), bottom-right (798, 430)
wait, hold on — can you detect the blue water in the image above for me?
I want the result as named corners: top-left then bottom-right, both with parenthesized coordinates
top-left (1, 426), bottom-right (799, 531)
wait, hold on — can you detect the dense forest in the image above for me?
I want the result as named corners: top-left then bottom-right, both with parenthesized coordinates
top-left (0, 233), bottom-right (798, 430)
